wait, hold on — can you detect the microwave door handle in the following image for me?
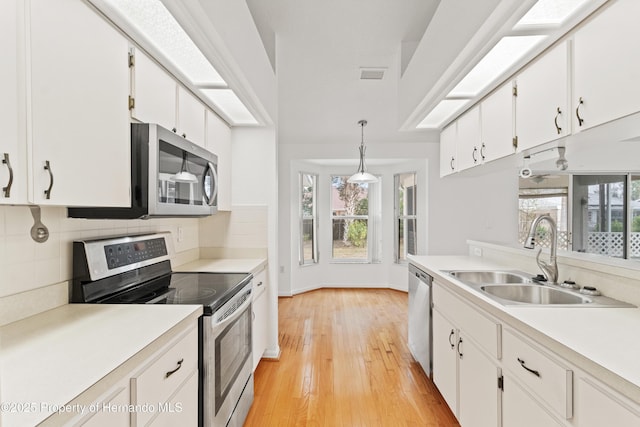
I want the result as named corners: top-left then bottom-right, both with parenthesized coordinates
top-left (203, 161), bottom-right (218, 206)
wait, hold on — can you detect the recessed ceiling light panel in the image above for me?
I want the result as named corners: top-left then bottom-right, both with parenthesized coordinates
top-left (514, 0), bottom-right (591, 28)
top-left (201, 89), bottom-right (258, 125)
top-left (106, 0), bottom-right (226, 86)
top-left (448, 35), bottom-right (546, 98)
top-left (417, 99), bottom-right (470, 129)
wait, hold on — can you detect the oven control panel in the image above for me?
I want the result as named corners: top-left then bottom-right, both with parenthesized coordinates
top-left (104, 237), bottom-right (168, 269)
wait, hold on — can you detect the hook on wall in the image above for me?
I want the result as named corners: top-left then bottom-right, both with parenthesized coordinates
top-left (29, 206), bottom-right (49, 243)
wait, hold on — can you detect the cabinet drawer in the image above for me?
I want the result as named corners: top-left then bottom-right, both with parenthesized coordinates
top-left (131, 326), bottom-right (198, 426)
top-left (433, 284), bottom-right (501, 358)
top-left (503, 328), bottom-right (572, 419)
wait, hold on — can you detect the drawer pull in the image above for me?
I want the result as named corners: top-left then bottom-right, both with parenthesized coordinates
top-left (256, 281), bottom-right (264, 287)
top-left (448, 329), bottom-right (455, 349)
top-left (165, 358), bottom-right (184, 378)
top-left (517, 357), bottom-right (540, 378)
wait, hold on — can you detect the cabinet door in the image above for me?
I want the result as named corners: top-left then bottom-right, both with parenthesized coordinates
top-left (177, 86), bottom-right (206, 147)
top-left (432, 309), bottom-right (458, 415)
top-left (573, 0), bottom-right (640, 131)
top-left (577, 378), bottom-right (640, 427)
top-left (458, 335), bottom-right (501, 427)
top-left (149, 371), bottom-right (199, 427)
top-left (29, 0), bottom-right (130, 207)
top-left (206, 110), bottom-right (231, 210)
top-left (439, 123), bottom-right (457, 177)
top-left (81, 386), bottom-right (130, 427)
top-left (516, 41), bottom-right (569, 151)
top-left (456, 106), bottom-right (482, 171)
top-left (252, 287), bottom-right (268, 371)
top-left (481, 82), bottom-right (514, 162)
top-left (0, 0), bottom-right (27, 204)
top-left (132, 49), bottom-right (177, 131)
top-left (503, 376), bottom-right (563, 427)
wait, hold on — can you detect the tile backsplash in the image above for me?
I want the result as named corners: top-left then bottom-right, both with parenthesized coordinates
top-left (0, 205), bottom-right (200, 298)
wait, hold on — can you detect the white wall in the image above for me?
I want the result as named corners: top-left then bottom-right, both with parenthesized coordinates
top-left (0, 206), bottom-right (200, 297)
top-left (278, 141), bottom-right (519, 296)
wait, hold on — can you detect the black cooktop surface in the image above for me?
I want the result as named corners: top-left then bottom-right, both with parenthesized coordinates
top-left (98, 272), bottom-right (251, 315)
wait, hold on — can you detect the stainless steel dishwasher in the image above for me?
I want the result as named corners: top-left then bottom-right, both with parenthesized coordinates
top-left (408, 263), bottom-right (432, 377)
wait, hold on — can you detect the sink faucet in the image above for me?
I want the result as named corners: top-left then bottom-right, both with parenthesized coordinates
top-left (524, 214), bottom-right (558, 283)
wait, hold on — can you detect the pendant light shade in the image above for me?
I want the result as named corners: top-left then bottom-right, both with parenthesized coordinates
top-left (348, 120), bottom-right (378, 184)
top-left (171, 151), bottom-right (198, 183)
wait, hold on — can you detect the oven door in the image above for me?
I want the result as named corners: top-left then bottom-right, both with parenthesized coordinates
top-left (202, 290), bottom-right (253, 426)
top-left (147, 124), bottom-right (218, 217)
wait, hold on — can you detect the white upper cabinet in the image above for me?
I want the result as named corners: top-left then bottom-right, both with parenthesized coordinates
top-left (206, 110), bottom-right (232, 210)
top-left (132, 49), bottom-right (207, 147)
top-left (177, 86), bottom-right (206, 147)
top-left (132, 49), bottom-right (177, 132)
top-left (516, 41), bottom-right (569, 151)
top-left (439, 122), bottom-right (458, 177)
top-left (0, 0), bottom-right (27, 205)
top-left (29, 0), bottom-right (130, 207)
top-left (573, 0), bottom-right (640, 131)
top-left (456, 106), bottom-right (482, 171)
top-left (481, 82), bottom-right (515, 162)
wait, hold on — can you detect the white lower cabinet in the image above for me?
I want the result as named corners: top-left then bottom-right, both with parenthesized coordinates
top-left (78, 381), bottom-right (130, 427)
top-left (252, 267), bottom-right (269, 371)
top-left (577, 378), bottom-right (640, 427)
top-left (149, 371), bottom-right (199, 427)
top-left (432, 285), bottom-right (502, 426)
top-left (131, 326), bottom-right (198, 426)
top-left (502, 376), bottom-right (563, 427)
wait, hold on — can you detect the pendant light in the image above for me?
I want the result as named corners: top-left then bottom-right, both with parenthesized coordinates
top-left (348, 119), bottom-right (378, 184)
top-left (171, 151), bottom-right (198, 183)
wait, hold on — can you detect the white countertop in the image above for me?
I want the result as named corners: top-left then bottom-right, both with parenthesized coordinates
top-left (175, 258), bottom-right (267, 274)
top-left (408, 255), bottom-right (640, 404)
top-left (0, 304), bottom-right (202, 426)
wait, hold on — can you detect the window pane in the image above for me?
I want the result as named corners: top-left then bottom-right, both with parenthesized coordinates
top-left (332, 218), bottom-right (368, 259)
top-left (630, 175), bottom-right (640, 259)
top-left (572, 175), bottom-right (626, 258)
top-left (398, 218), bottom-right (417, 261)
top-left (300, 173), bottom-right (317, 264)
top-left (397, 173), bottom-right (417, 216)
top-left (332, 176), bottom-right (369, 216)
top-left (302, 218), bottom-right (315, 262)
top-left (518, 189), bottom-right (569, 250)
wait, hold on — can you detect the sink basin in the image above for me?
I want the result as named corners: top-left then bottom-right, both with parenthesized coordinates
top-left (480, 284), bottom-right (591, 305)
top-left (448, 270), bottom-right (532, 285)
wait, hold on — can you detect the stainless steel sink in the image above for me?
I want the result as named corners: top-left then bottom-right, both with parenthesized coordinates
top-left (480, 284), bottom-right (591, 305)
top-left (448, 270), bottom-right (532, 284)
top-left (444, 269), bottom-right (635, 307)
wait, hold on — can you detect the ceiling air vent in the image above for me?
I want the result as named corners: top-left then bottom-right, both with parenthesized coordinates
top-left (360, 68), bottom-right (386, 80)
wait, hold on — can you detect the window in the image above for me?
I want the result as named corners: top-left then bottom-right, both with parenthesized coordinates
top-left (331, 175), bottom-right (381, 262)
top-left (395, 173), bottom-right (417, 262)
top-left (518, 180), bottom-right (569, 251)
top-left (299, 173), bottom-right (318, 265)
top-left (571, 174), bottom-right (640, 259)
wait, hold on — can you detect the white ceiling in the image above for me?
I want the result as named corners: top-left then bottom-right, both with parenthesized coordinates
top-left (245, 0), bottom-right (442, 146)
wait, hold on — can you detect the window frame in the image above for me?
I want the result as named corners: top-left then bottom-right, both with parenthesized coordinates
top-left (394, 172), bottom-right (418, 263)
top-left (329, 175), bottom-right (381, 264)
top-left (299, 172), bottom-right (318, 266)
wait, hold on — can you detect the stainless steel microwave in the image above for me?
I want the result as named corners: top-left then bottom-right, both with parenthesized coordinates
top-left (69, 123), bottom-right (218, 219)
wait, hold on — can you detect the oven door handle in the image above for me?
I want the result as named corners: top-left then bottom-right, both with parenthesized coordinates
top-left (212, 290), bottom-right (252, 332)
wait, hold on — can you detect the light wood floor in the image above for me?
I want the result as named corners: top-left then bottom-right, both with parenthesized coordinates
top-left (244, 288), bottom-right (459, 426)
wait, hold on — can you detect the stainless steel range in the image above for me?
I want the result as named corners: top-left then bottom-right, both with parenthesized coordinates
top-left (71, 232), bottom-right (253, 427)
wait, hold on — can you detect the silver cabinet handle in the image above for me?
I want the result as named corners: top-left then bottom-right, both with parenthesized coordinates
top-left (450, 157), bottom-right (455, 171)
top-left (480, 143), bottom-right (486, 161)
top-left (472, 147), bottom-right (478, 163)
top-left (457, 337), bottom-right (463, 358)
top-left (576, 97), bottom-right (584, 127)
top-left (448, 329), bottom-right (455, 349)
top-left (517, 357), bottom-right (541, 377)
top-left (44, 160), bottom-right (54, 200)
top-left (165, 358), bottom-right (184, 378)
top-left (554, 107), bottom-right (562, 134)
top-left (2, 153), bottom-right (14, 198)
